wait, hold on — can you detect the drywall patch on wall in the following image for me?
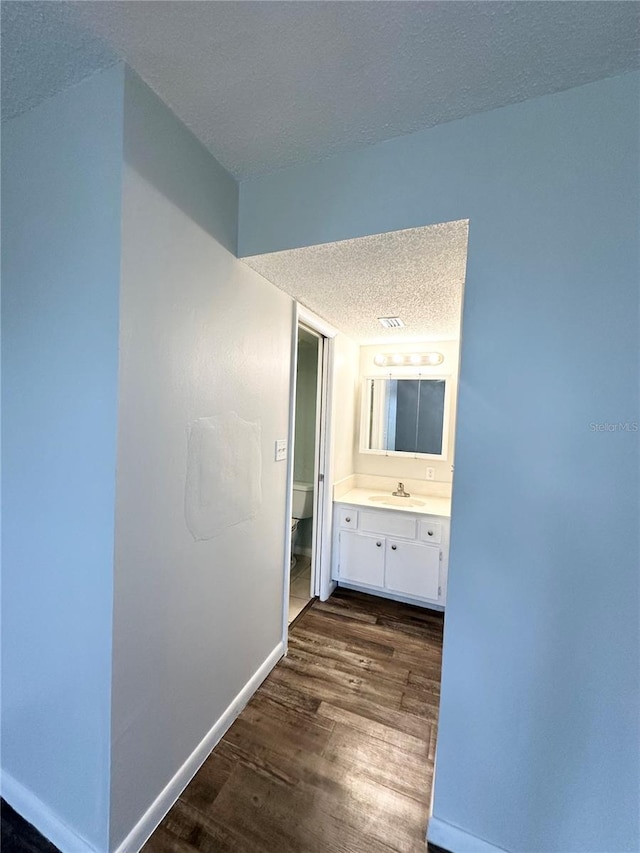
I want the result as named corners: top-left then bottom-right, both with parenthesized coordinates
top-left (111, 70), bottom-right (290, 849)
top-left (185, 412), bottom-right (262, 540)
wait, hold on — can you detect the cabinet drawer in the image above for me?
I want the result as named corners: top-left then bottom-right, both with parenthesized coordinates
top-left (360, 511), bottom-right (416, 539)
top-left (338, 508), bottom-right (358, 529)
top-left (418, 519), bottom-right (443, 544)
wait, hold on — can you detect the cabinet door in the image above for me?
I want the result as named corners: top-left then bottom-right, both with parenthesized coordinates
top-left (339, 531), bottom-right (385, 588)
top-left (385, 539), bottom-right (439, 600)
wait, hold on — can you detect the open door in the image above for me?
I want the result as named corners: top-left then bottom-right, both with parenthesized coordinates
top-left (283, 305), bottom-right (337, 644)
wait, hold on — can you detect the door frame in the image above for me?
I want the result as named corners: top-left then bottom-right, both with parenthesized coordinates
top-left (281, 303), bottom-right (337, 650)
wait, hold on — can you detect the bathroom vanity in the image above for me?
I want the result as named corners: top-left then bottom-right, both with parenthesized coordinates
top-left (331, 489), bottom-right (451, 610)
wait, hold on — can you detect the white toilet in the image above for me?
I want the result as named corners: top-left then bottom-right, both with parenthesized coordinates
top-left (291, 481), bottom-right (314, 569)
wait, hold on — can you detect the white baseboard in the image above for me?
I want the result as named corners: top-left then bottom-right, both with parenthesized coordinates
top-left (1, 771), bottom-right (97, 853)
top-left (113, 640), bottom-right (285, 853)
top-left (428, 816), bottom-right (509, 853)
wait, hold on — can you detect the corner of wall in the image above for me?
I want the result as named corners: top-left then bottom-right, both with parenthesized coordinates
top-left (122, 65), bottom-right (239, 256)
top-left (1, 62), bottom-right (126, 852)
top-left (110, 73), bottom-right (292, 848)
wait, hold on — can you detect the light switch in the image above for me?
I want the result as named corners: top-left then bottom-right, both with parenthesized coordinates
top-left (275, 439), bottom-right (287, 461)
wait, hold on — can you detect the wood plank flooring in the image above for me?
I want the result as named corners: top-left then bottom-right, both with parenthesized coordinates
top-left (145, 588), bottom-right (444, 853)
top-left (0, 800), bottom-right (61, 853)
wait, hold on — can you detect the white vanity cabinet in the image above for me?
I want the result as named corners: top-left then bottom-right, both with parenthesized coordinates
top-left (339, 530), bottom-right (385, 587)
top-left (332, 503), bottom-right (449, 608)
top-left (384, 538), bottom-right (440, 600)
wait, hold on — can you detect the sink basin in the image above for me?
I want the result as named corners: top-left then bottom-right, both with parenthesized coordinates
top-left (368, 495), bottom-right (427, 508)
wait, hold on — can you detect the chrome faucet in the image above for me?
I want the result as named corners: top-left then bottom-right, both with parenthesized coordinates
top-left (392, 482), bottom-right (410, 497)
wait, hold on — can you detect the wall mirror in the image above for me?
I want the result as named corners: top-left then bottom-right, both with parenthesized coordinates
top-left (360, 376), bottom-right (450, 458)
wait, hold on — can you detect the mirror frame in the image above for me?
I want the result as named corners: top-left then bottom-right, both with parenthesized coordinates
top-left (359, 373), bottom-right (452, 459)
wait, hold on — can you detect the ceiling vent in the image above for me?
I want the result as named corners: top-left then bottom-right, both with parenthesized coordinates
top-left (377, 316), bottom-right (404, 329)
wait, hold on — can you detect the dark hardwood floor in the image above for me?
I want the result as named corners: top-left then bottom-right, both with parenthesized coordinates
top-left (0, 590), bottom-right (445, 853)
top-left (1, 800), bottom-right (60, 853)
top-left (145, 588), bottom-right (444, 853)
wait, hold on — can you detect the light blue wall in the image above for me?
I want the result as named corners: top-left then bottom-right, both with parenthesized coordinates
top-left (122, 69), bottom-right (237, 255)
top-left (1, 65), bottom-right (124, 850)
top-left (240, 72), bottom-right (640, 852)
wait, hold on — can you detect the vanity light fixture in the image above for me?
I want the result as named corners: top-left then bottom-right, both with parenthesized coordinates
top-left (373, 352), bottom-right (444, 368)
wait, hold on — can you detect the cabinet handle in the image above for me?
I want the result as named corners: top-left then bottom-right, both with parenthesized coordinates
top-left (345, 517), bottom-right (351, 523)
top-left (391, 544), bottom-right (397, 550)
top-left (376, 541), bottom-right (382, 547)
top-left (428, 530), bottom-right (433, 536)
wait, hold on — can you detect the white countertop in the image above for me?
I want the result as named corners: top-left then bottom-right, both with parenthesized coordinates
top-left (335, 488), bottom-right (451, 518)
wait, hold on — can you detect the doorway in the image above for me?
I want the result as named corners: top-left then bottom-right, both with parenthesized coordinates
top-left (288, 324), bottom-right (322, 622)
top-left (283, 304), bottom-right (338, 635)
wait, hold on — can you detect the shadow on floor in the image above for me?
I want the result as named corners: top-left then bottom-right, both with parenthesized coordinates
top-left (1, 800), bottom-right (60, 853)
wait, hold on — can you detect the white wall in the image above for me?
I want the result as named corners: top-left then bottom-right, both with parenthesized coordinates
top-left (330, 333), bottom-right (359, 484)
top-left (1, 66), bottom-right (124, 851)
top-left (109, 71), bottom-right (293, 848)
top-left (355, 339), bottom-right (460, 486)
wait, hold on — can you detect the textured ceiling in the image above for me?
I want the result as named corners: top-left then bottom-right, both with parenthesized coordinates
top-left (2, 2), bottom-right (639, 180)
top-left (0, 3), bottom-right (119, 121)
top-left (244, 220), bottom-right (469, 344)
